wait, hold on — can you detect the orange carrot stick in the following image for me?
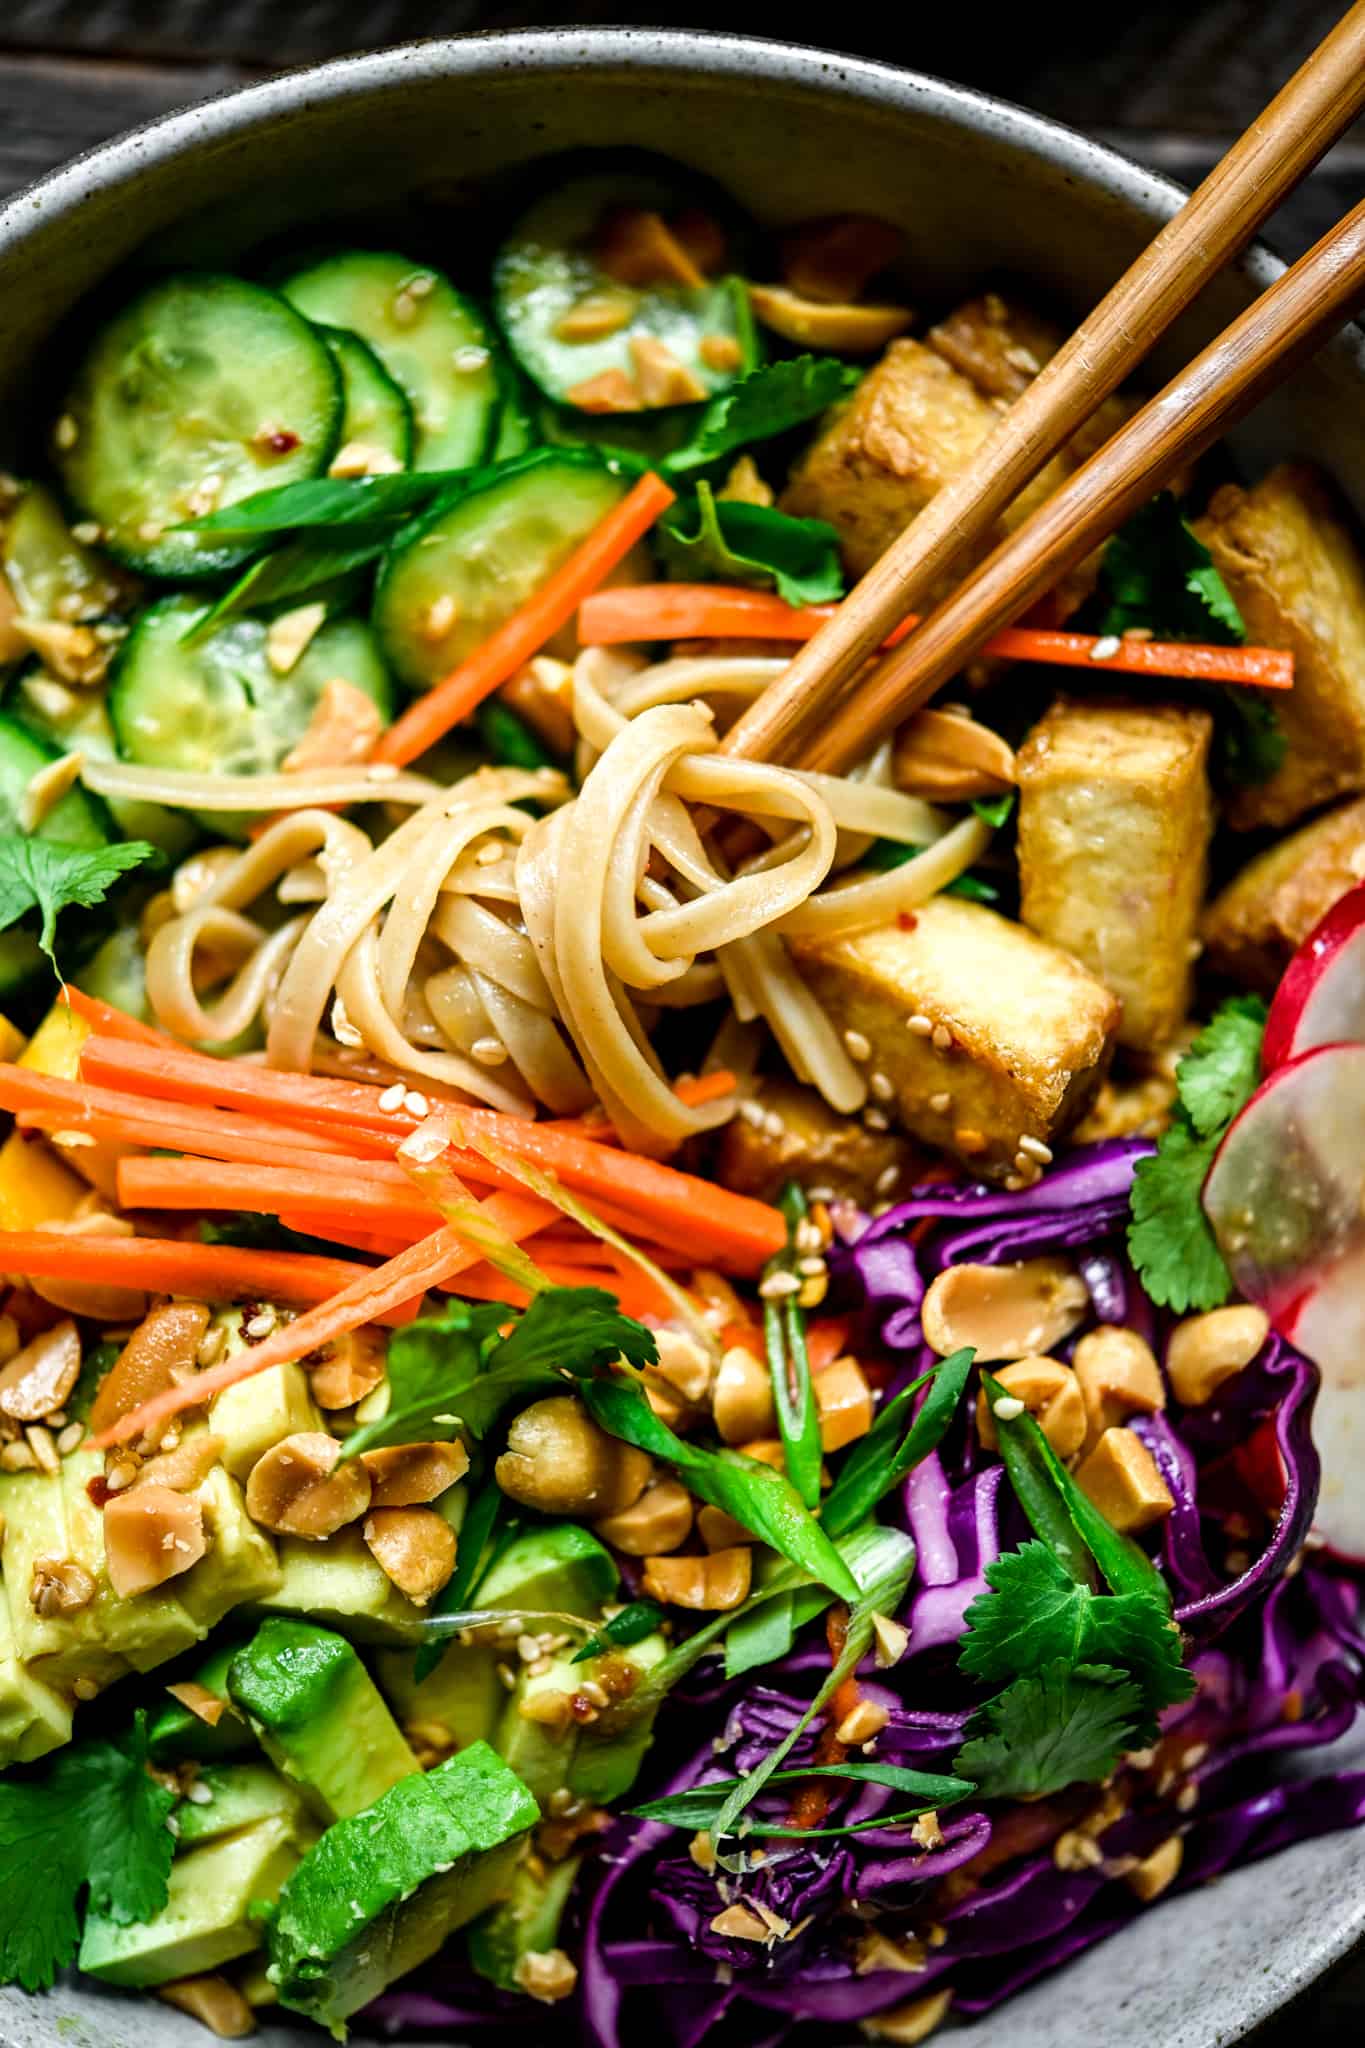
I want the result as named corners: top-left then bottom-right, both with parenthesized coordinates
top-left (0, 1231), bottom-right (421, 1328)
top-left (0, 1064), bottom-right (364, 1166)
top-left (60, 987), bottom-right (178, 1046)
top-left (373, 471), bottom-right (677, 768)
top-left (577, 584), bottom-right (1295, 690)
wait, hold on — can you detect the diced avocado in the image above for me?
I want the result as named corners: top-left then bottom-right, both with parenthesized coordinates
top-left (79, 1815), bottom-right (304, 1988)
top-left (63, 1448), bottom-right (204, 1674)
top-left (267, 1741), bottom-right (539, 2032)
top-left (148, 1639), bottom-right (257, 1764)
top-left (178, 1464), bottom-right (282, 1627)
top-left (253, 1524), bottom-right (425, 1642)
top-left (477, 1523), bottom-right (619, 1614)
top-left (0, 1464), bottom-right (126, 1689)
top-left (210, 1335), bottom-right (323, 1482)
top-left (467, 1849), bottom-right (581, 1991)
top-left (498, 1631), bottom-right (670, 1808)
top-left (174, 1762), bottom-right (311, 1849)
top-left (0, 1571), bottom-right (72, 1766)
top-left (375, 1641), bottom-right (502, 1753)
top-left (229, 1618), bottom-right (418, 1821)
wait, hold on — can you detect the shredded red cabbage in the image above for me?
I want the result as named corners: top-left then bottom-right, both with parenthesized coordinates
top-left (369, 1142), bottom-right (1364, 2047)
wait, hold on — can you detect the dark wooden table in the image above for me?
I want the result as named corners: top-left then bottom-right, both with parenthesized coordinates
top-left (0, 2), bottom-right (1361, 2040)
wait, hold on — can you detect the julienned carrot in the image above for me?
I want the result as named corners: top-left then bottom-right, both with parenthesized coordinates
top-left (0, 1232), bottom-right (422, 1329)
top-left (80, 1037), bottom-right (783, 1271)
top-left (373, 471), bottom-right (677, 768)
top-left (0, 1063), bottom-right (365, 1167)
top-left (60, 987), bottom-right (177, 1046)
top-left (577, 584), bottom-right (1296, 690)
top-left (275, 1213), bottom-right (416, 1259)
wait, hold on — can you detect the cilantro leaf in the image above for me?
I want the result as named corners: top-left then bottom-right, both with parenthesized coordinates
top-left (954, 1661), bottom-right (1142, 1801)
top-left (959, 1542), bottom-right (1192, 1742)
top-left (657, 482), bottom-right (844, 605)
top-left (1128, 995), bottom-right (1268, 1312)
top-left (1096, 495), bottom-right (1245, 645)
top-left (1210, 685), bottom-right (1287, 788)
top-left (580, 1373), bottom-right (859, 1600)
top-left (1174, 995), bottom-right (1268, 1137)
top-left (0, 1712), bottom-right (176, 1990)
top-left (0, 837), bottom-right (160, 971)
top-left (340, 1286), bottom-right (658, 1457)
top-left (664, 356), bottom-right (860, 475)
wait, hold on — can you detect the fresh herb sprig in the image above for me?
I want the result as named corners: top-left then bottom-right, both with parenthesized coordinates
top-left (572, 1600), bottom-right (665, 1664)
top-left (0, 836), bottom-right (160, 974)
top-left (762, 1183), bottom-right (824, 1509)
top-left (631, 1758), bottom-right (973, 1841)
top-left (657, 481), bottom-right (844, 605)
top-left (1128, 995), bottom-right (1267, 1312)
top-left (663, 356), bottom-right (859, 475)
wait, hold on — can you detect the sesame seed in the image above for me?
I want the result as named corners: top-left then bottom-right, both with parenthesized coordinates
top-left (379, 1083), bottom-right (406, 1112)
top-left (1176, 1783), bottom-right (1199, 1812)
top-left (26, 1426), bottom-right (58, 1476)
top-left (54, 414), bottom-right (79, 449)
top-left (71, 1676), bottom-right (99, 1702)
top-left (797, 1254), bottom-right (827, 1276)
top-left (56, 1423), bottom-right (84, 1456)
top-left (70, 521), bottom-right (102, 545)
top-left (906, 1013), bottom-right (934, 1036)
top-left (453, 345), bottom-right (491, 373)
top-left (331, 994), bottom-right (363, 1048)
top-left (496, 1662), bottom-right (517, 1690)
top-left (992, 1395), bottom-right (1026, 1421)
top-left (244, 1308), bottom-right (276, 1340)
top-left (863, 1107), bottom-right (890, 1131)
top-left (875, 1164), bottom-right (901, 1196)
top-left (1018, 1135), bottom-right (1053, 1164)
top-left (404, 1091), bottom-right (431, 1118)
top-left (928, 1092), bottom-right (951, 1114)
top-left (366, 762), bottom-right (400, 782)
top-left (842, 1028), bottom-right (872, 1062)
top-left (1090, 634), bottom-right (1122, 661)
top-left (759, 1271), bottom-right (801, 1301)
top-left (475, 838), bottom-right (504, 866)
top-left (869, 1071), bottom-right (895, 1101)
top-left (471, 1036), bottom-right (509, 1066)
top-left (931, 1024), bottom-right (953, 1052)
top-left (1004, 1173), bottom-right (1026, 1191)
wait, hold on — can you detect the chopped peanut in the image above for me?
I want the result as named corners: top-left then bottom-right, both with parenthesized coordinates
top-left (735, 1437), bottom-right (788, 1470)
top-left (165, 1681), bottom-right (229, 1729)
top-left (29, 1556), bottom-right (96, 1617)
top-left (0, 1318), bottom-right (81, 1422)
top-left (158, 1974), bottom-right (256, 2038)
top-left (1166, 1305), bottom-right (1269, 1407)
top-left (893, 707), bottom-right (1017, 802)
top-left (629, 335), bottom-right (707, 407)
top-left (836, 1698), bottom-right (889, 1744)
top-left (595, 207), bottom-right (705, 288)
top-left (89, 1303), bottom-right (211, 1436)
top-left (30, 1207), bottom-right (144, 1321)
top-left (1075, 1427), bottom-right (1174, 1533)
top-left (593, 1473), bottom-right (694, 1556)
top-left (554, 290), bottom-right (638, 342)
top-left (496, 1396), bottom-right (651, 1518)
top-left (921, 1259), bottom-right (1089, 1362)
top-left (281, 678), bottom-right (384, 773)
top-left (103, 1483), bottom-right (208, 1597)
top-left (747, 282), bottom-right (913, 355)
top-left (18, 750), bottom-right (84, 835)
top-left (697, 1503), bottom-right (750, 1551)
top-left (135, 1431), bottom-right (225, 1493)
top-left (861, 1987), bottom-right (954, 2044)
top-left (671, 208), bottom-right (727, 275)
top-left (513, 1948), bottom-right (579, 2003)
top-left (499, 656), bottom-right (577, 757)
top-left (718, 455), bottom-right (773, 507)
top-left (360, 1439), bottom-right (468, 1506)
top-left (780, 213), bottom-right (905, 304)
top-left (245, 1431), bottom-right (372, 1539)
top-left (1072, 1326), bottom-right (1166, 1449)
top-left (651, 1328), bottom-right (716, 1405)
top-left (1124, 1834), bottom-right (1184, 1902)
top-left (713, 1344), bottom-right (776, 1444)
top-left (565, 368), bottom-right (642, 413)
top-left (814, 1354), bottom-right (875, 1452)
top-left (308, 1324), bottom-right (388, 1408)
top-left (642, 1546), bottom-right (751, 1610)
top-left (362, 1506), bottom-right (457, 1605)
top-left (709, 1901), bottom-right (772, 1942)
top-left (700, 333), bottom-right (743, 372)
top-left (976, 1356), bottom-right (1086, 1459)
top-left (264, 601), bottom-right (326, 676)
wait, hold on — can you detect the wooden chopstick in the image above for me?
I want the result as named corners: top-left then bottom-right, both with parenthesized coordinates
top-left (796, 198), bottom-right (1365, 776)
top-left (720, 0), bottom-right (1365, 772)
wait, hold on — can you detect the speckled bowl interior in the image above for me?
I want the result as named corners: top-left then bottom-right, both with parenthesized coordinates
top-left (0, 28), bottom-right (1361, 2048)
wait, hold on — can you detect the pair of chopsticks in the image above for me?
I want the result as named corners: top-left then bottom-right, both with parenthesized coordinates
top-left (724, 0), bottom-right (1365, 779)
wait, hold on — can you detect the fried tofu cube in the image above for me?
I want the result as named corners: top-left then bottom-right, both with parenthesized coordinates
top-left (1201, 794), bottom-right (1365, 993)
top-left (780, 338), bottom-right (1072, 583)
top-left (790, 898), bottom-right (1119, 1181)
top-left (927, 292), bottom-right (1063, 400)
top-left (713, 1074), bottom-right (928, 1208)
top-left (1016, 697), bottom-right (1214, 1052)
top-left (1192, 464), bottom-right (1365, 829)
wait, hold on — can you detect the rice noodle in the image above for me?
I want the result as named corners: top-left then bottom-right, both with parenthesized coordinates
top-left (134, 649), bottom-right (997, 1144)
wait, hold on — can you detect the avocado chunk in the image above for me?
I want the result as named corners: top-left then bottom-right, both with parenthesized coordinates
top-left (498, 1630), bottom-right (670, 1807)
top-left (0, 1462), bottom-right (126, 1690)
top-left (229, 1617), bottom-right (418, 1821)
top-left (0, 1571), bottom-right (72, 1767)
top-left (174, 1762), bottom-right (311, 1849)
top-left (254, 1525), bottom-right (425, 1642)
top-left (209, 1331), bottom-right (323, 1481)
top-left (79, 1814), bottom-right (305, 1987)
top-left (64, 1449), bottom-right (203, 1675)
top-left (267, 1741), bottom-right (539, 2032)
top-left (467, 1849), bottom-right (581, 1991)
top-left (148, 1641), bottom-right (258, 1765)
top-left (178, 1463), bottom-right (282, 1627)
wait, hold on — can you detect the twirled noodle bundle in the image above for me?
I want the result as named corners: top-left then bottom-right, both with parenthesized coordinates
top-left (93, 648), bottom-right (991, 1147)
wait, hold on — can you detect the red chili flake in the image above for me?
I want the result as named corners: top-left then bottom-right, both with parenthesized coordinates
top-left (263, 428), bottom-right (300, 455)
top-left (86, 1474), bottom-right (114, 1508)
top-left (897, 911), bottom-right (918, 931)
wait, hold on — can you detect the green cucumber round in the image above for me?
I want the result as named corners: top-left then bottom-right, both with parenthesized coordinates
top-left (9, 671), bottom-right (196, 861)
top-left (53, 274), bottom-right (343, 582)
top-left (281, 252), bottom-right (501, 473)
top-left (109, 596), bottom-right (395, 835)
top-left (318, 326), bottom-right (414, 472)
top-left (493, 170), bottom-right (758, 412)
top-left (2, 484), bottom-right (134, 624)
top-left (372, 449), bottom-right (629, 694)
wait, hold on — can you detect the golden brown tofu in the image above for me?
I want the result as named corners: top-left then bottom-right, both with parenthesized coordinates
top-left (779, 339), bottom-right (1072, 583)
top-left (791, 898), bottom-right (1119, 1182)
top-left (713, 1075), bottom-right (928, 1207)
top-left (1192, 464), bottom-right (1365, 829)
top-left (927, 292), bottom-right (1063, 399)
top-left (1201, 794), bottom-right (1365, 993)
top-left (1016, 697), bottom-right (1214, 1052)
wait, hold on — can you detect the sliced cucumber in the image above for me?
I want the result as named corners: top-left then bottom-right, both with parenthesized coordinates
top-left (109, 597), bottom-right (395, 835)
top-left (489, 358), bottom-right (539, 463)
top-left (2, 484), bottom-right (134, 624)
top-left (372, 449), bottom-right (629, 693)
top-left (0, 712), bottom-right (111, 998)
top-left (281, 253), bottom-right (500, 474)
top-left (54, 274), bottom-right (342, 582)
top-left (73, 922), bottom-right (155, 1027)
top-left (493, 169), bottom-right (758, 412)
top-left (10, 670), bottom-right (196, 860)
top-left (318, 326), bottom-right (414, 472)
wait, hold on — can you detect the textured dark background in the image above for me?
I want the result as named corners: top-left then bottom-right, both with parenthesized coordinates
top-left (0, 0), bottom-right (1362, 2039)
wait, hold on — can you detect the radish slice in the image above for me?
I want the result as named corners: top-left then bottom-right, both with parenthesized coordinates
top-left (1262, 879), bottom-right (1365, 1069)
top-left (1203, 1040), bottom-right (1365, 1561)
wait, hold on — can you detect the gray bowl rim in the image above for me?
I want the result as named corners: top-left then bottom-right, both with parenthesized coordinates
top-left (0, 21), bottom-right (1360, 2045)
